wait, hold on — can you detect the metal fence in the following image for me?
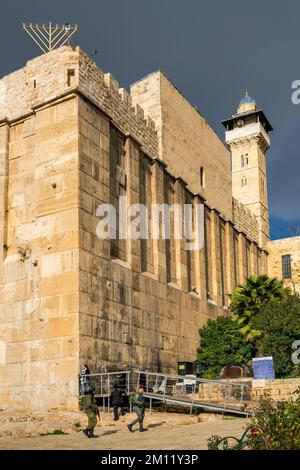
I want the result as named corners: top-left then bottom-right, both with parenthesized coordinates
top-left (136, 370), bottom-right (252, 416)
top-left (79, 371), bottom-right (131, 413)
top-left (78, 370), bottom-right (252, 416)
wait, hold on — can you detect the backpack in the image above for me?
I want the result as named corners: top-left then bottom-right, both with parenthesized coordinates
top-left (129, 392), bottom-right (136, 406)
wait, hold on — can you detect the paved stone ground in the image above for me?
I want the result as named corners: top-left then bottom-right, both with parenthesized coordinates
top-left (0, 415), bottom-right (247, 450)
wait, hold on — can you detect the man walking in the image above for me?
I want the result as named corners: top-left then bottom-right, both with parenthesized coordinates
top-left (127, 386), bottom-right (147, 433)
top-left (110, 384), bottom-right (126, 421)
top-left (81, 386), bottom-right (100, 438)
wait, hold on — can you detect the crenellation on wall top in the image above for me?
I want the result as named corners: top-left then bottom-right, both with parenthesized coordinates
top-left (104, 72), bottom-right (120, 93)
top-left (233, 197), bottom-right (258, 222)
top-left (232, 197), bottom-right (259, 244)
top-left (78, 49), bottom-right (158, 154)
top-left (146, 115), bottom-right (156, 131)
top-left (118, 88), bottom-right (132, 107)
top-left (134, 102), bottom-right (145, 121)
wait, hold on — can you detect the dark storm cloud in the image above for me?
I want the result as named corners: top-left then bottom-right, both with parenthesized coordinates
top-left (0, 0), bottom-right (299, 238)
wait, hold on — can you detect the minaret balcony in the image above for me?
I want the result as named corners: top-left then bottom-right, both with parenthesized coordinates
top-left (225, 122), bottom-right (270, 148)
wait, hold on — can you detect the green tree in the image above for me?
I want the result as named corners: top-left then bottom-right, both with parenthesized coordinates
top-left (197, 316), bottom-right (255, 379)
top-left (251, 295), bottom-right (300, 377)
top-left (230, 275), bottom-right (290, 341)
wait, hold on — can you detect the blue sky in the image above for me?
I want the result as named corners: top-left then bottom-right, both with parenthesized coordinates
top-left (0, 0), bottom-right (299, 239)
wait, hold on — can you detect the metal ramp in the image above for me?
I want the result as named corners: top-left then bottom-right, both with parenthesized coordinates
top-left (144, 393), bottom-right (251, 416)
top-left (137, 371), bottom-right (253, 416)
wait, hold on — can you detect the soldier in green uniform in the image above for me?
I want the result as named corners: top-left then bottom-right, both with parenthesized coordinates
top-left (81, 386), bottom-right (100, 438)
top-left (127, 386), bottom-right (147, 433)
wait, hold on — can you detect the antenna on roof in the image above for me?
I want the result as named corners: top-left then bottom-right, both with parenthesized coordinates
top-left (23, 22), bottom-right (78, 53)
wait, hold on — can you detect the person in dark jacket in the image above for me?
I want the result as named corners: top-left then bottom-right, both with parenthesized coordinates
top-left (110, 384), bottom-right (126, 421)
top-left (127, 386), bottom-right (147, 432)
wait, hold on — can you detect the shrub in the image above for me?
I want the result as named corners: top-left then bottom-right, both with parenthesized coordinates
top-left (251, 295), bottom-right (300, 377)
top-left (197, 316), bottom-right (255, 379)
top-left (249, 390), bottom-right (300, 449)
top-left (207, 389), bottom-right (300, 450)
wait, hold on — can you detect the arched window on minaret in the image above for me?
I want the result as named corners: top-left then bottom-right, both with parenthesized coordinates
top-left (200, 166), bottom-right (205, 188)
top-left (242, 176), bottom-right (247, 187)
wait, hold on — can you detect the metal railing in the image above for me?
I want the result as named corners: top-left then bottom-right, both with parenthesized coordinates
top-left (135, 370), bottom-right (252, 416)
top-left (79, 371), bottom-right (131, 413)
top-left (78, 369), bottom-right (252, 416)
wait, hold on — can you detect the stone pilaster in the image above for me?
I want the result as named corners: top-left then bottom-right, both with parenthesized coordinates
top-left (193, 195), bottom-right (204, 298)
top-left (225, 221), bottom-right (235, 297)
top-left (210, 209), bottom-right (222, 306)
top-left (250, 241), bottom-right (257, 275)
top-left (238, 232), bottom-right (246, 283)
top-left (0, 121), bottom-right (9, 267)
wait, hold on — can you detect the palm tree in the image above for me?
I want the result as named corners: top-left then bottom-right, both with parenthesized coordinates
top-left (230, 275), bottom-right (290, 341)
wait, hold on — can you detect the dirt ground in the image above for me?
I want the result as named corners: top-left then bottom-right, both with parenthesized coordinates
top-left (0, 410), bottom-right (247, 450)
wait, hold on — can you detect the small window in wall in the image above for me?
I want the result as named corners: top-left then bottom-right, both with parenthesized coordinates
top-left (261, 176), bottom-right (265, 194)
top-left (242, 176), bottom-right (247, 187)
top-left (67, 68), bottom-right (75, 87)
top-left (282, 254), bottom-right (292, 279)
top-left (245, 154), bottom-right (249, 165)
top-left (200, 166), bottom-right (205, 188)
top-left (241, 155), bottom-right (245, 167)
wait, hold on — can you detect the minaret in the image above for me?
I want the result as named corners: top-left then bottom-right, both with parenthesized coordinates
top-left (222, 92), bottom-right (273, 248)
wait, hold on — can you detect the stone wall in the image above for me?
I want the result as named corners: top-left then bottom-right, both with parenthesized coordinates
top-left (78, 52), bottom-right (158, 159)
top-left (0, 46), bottom-right (267, 411)
top-left (0, 47), bottom-right (79, 121)
top-left (232, 197), bottom-right (259, 244)
top-left (198, 378), bottom-right (300, 404)
top-left (77, 96), bottom-right (266, 374)
top-left (131, 72), bottom-right (233, 221)
top-left (251, 378), bottom-right (300, 401)
top-left (268, 236), bottom-right (300, 293)
top-left (0, 97), bottom-right (80, 411)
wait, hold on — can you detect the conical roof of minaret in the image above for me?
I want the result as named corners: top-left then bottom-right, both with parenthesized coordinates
top-left (221, 90), bottom-right (273, 132)
top-left (236, 90), bottom-right (256, 114)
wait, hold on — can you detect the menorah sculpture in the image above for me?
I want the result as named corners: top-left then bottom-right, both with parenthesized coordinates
top-left (23, 22), bottom-right (78, 53)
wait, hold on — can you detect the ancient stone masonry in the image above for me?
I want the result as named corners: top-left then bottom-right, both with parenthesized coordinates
top-left (131, 72), bottom-right (233, 221)
top-left (0, 46), bottom-right (268, 411)
top-left (0, 48), bottom-right (78, 120)
top-left (268, 236), bottom-right (300, 294)
top-left (232, 197), bottom-right (259, 244)
top-left (78, 52), bottom-right (158, 159)
top-left (199, 378), bottom-right (300, 403)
